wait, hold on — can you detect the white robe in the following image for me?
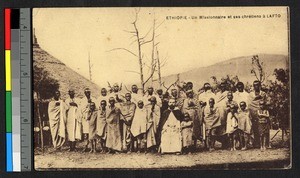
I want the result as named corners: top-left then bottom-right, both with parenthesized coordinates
top-left (65, 97), bottom-right (81, 141)
top-left (131, 107), bottom-right (147, 137)
top-left (48, 99), bottom-right (67, 148)
top-left (160, 112), bottom-right (182, 153)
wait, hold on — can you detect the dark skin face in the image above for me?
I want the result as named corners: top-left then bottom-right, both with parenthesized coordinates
top-left (209, 99), bottom-right (215, 108)
top-left (187, 83), bottom-right (193, 90)
top-left (101, 89), bottom-right (107, 96)
top-left (84, 90), bottom-right (91, 98)
top-left (227, 92), bottom-right (233, 101)
top-left (68, 91), bottom-right (75, 98)
top-left (131, 85), bottom-right (138, 94)
top-left (237, 84), bottom-right (244, 92)
top-left (100, 101), bottom-right (107, 110)
top-left (150, 99), bottom-right (157, 106)
top-left (187, 92), bottom-right (193, 98)
top-left (148, 88), bottom-right (154, 95)
top-left (253, 83), bottom-right (261, 92)
top-left (113, 86), bottom-right (119, 93)
top-left (204, 84), bottom-right (211, 91)
top-left (138, 102), bottom-right (144, 109)
top-left (125, 93), bottom-right (131, 102)
top-left (54, 91), bottom-right (60, 100)
top-left (220, 84), bottom-right (226, 92)
top-left (109, 99), bottom-right (115, 107)
top-left (157, 89), bottom-right (163, 95)
top-left (171, 90), bottom-right (177, 98)
top-left (90, 103), bottom-right (96, 111)
top-left (240, 103), bottom-right (246, 111)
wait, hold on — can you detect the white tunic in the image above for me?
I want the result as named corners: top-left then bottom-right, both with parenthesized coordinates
top-left (160, 112), bottom-right (182, 153)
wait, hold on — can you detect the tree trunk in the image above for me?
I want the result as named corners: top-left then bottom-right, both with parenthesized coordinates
top-left (134, 22), bottom-right (145, 95)
top-left (36, 92), bottom-right (44, 153)
top-left (151, 19), bottom-right (156, 84)
top-left (157, 49), bottom-right (162, 87)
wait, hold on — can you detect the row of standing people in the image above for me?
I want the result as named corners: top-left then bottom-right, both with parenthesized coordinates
top-left (47, 80), bottom-right (270, 154)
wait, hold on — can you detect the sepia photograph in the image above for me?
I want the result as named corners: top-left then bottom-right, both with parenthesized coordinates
top-left (32, 7), bottom-right (290, 170)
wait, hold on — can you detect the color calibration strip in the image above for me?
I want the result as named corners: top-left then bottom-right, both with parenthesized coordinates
top-left (5, 8), bottom-right (13, 172)
top-left (5, 8), bottom-right (31, 172)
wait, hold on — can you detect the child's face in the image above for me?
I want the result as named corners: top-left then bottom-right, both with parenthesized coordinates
top-left (227, 93), bottom-right (233, 101)
top-left (138, 103), bottom-right (144, 109)
top-left (90, 104), bottom-right (95, 111)
top-left (240, 104), bottom-right (246, 111)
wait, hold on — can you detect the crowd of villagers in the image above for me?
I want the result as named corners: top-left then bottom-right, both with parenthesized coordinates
top-left (45, 80), bottom-right (273, 155)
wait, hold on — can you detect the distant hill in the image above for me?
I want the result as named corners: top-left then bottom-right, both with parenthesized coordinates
top-left (158, 54), bottom-right (288, 90)
top-left (33, 45), bottom-right (101, 99)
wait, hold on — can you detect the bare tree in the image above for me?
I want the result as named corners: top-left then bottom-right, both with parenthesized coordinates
top-left (251, 55), bottom-right (269, 83)
top-left (108, 9), bottom-right (165, 95)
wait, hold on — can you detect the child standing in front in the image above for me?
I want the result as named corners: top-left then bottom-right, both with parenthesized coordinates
top-left (131, 100), bottom-right (147, 153)
top-left (257, 100), bottom-right (270, 151)
top-left (87, 102), bottom-right (98, 153)
top-left (181, 113), bottom-right (194, 154)
top-left (226, 104), bottom-right (239, 151)
top-left (236, 101), bottom-right (252, 150)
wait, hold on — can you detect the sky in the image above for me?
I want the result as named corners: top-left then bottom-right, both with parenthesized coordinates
top-left (33, 7), bottom-right (289, 87)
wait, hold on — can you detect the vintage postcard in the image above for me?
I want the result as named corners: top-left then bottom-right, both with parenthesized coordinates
top-left (33, 7), bottom-right (290, 170)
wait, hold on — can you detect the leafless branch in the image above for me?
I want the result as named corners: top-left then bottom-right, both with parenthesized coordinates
top-left (140, 27), bottom-right (153, 40)
top-left (124, 85), bottom-right (131, 93)
top-left (143, 63), bottom-right (157, 85)
top-left (107, 48), bottom-right (137, 57)
top-left (124, 70), bottom-right (141, 75)
top-left (123, 29), bottom-right (136, 34)
top-left (155, 20), bottom-right (165, 30)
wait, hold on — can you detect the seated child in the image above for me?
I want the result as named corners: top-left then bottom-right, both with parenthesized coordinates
top-left (131, 100), bottom-right (147, 153)
top-left (87, 102), bottom-right (98, 153)
top-left (226, 104), bottom-right (239, 151)
top-left (236, 101), bottom-right (252, 150)
top-left (181, 113), bottom-right (194, 154)
top-left (257, 100), bottom-right (270, 151)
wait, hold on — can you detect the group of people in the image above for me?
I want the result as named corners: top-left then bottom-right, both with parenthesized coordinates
top-left (47, 80), bottom-right (271, 154)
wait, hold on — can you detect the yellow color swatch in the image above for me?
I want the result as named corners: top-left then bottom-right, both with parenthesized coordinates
top-left (5, 50), bottom-right (11, 91)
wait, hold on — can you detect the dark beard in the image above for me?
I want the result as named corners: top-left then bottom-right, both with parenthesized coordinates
top-left (169, 105), bottom-right (175, 110)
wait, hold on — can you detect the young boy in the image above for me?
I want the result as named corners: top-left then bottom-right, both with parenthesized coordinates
top-left (257, 100), bottom-right (270, 151)
top-left (131, 100), bottom-right (147, 153)
top-left (87, 102), bottom-right (98, 153)
top-left (226, 104), bottom-right (239, 151)
top-left (237, 101), bottom-right (252, 150)
top-left (181, 113), bottom-right (193, 154)
top-left (97, 100), bottom-right (107, 153)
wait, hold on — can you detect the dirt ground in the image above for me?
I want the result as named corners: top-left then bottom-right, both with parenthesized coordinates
top-left (34, 130), bottom-right (291, 170)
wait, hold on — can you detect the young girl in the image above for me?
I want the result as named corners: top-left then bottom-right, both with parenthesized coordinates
top-left (226, 104), bottom-right (239, 151)
top-left (257, 100), bottom-right (270, 151)
top-left (237, 101), bottom-right (252, 150)
top-left (181, 113), bottom-right (194, 154)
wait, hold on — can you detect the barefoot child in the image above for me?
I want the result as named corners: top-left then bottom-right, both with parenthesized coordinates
top-left (226, 104), bottom-right (239, 151)
top-left (181, 113), bottom-right (193, 154)
top-left (87, 102), bottom-right (98, 153)
top-left (237, 101), bottom-right (252, 150)
top-left (97, 100), bottom-right (107, 153)
top-left (257, 100), bottom-right (270, 151)
top-left (131, 100), bottom-right (147, 153)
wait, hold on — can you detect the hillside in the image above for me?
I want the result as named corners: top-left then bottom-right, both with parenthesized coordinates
top-left (158, 54), bottom-right (288, 90)
top-left (33, 45), bottom-right (101, 99)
